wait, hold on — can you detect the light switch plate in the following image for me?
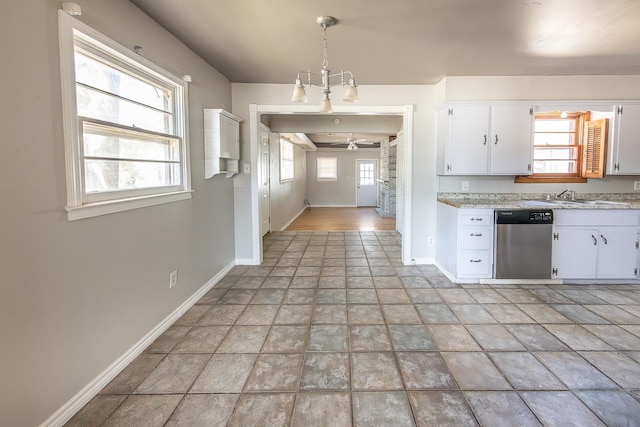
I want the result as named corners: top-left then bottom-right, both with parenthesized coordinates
top-left (462, 181), bottom-right (469, 191)
top-left (243, 163), bottom-right (251, 173)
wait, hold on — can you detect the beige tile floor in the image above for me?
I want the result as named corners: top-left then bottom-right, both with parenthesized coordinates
top-left (66, 230), bottom-right (640, 426)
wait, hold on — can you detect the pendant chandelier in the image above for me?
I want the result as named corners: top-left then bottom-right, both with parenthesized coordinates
top-left (291, 16), bottom-right (359, 114)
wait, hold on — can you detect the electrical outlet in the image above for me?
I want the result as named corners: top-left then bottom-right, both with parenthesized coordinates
top-left (462, 181), bottom-right (469, 191)
top-left (169, 270), bottom-right (178, 288)
top-left (428, 237), bottom-right (434, 246)
top-left (634, 181), bottom-right (640, 191)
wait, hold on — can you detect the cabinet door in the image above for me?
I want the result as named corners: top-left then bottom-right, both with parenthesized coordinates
top-left (614, 104), bottom-right (640, 174)
top-left (219, 113), bottom-right (240, 159)
top-left (490, 105), bottom-right (533, 175)
top-left (596, 227), bottom-right (639, 279)
top-left (553, 228), bottom-right (598, 279)
top-left (447, 105), bottom-right (490, 174)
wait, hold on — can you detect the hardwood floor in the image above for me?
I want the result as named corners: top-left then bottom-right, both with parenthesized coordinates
top-left (285, 207), bottom-right (396, 231)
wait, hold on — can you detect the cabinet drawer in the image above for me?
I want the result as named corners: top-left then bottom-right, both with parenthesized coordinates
top-left (458, 250), bottom-right (492, 277)
top-left (461, 227), bottom-right (493, 250)
top-left (461, 214), bottom-right (492, 225)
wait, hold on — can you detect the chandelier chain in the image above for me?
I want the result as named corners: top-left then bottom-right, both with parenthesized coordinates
top-left (322, 25), bottom-right (329, 69)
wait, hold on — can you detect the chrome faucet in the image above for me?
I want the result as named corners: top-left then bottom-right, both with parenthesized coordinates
top-left (556, 188), bottom-right (576, 200)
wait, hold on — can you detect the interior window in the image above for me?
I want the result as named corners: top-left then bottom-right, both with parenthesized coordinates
top-left (317, 157), bottom-right (337, 181)
top-left (280, 138), bottom-right (294, 182)
top-left (517, 111), bottom-right (607, 183)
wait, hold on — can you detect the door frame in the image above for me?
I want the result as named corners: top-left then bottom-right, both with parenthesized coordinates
top-left (356, 158), bottom-right (379, 207)
top-left (258, 124), bottom-right (271, 236)
top-left (249, 104), bottom-right (414, 265)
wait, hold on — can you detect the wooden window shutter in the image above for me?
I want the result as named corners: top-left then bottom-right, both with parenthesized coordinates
top-left (582, 118), bottom-right (607, 178)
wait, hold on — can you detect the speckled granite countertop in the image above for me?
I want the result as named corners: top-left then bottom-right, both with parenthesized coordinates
top-left (437, 193), bottom-right (640, 209)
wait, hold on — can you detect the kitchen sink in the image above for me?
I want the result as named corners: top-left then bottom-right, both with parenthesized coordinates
top-left (518, 199), bottom-right (629, 207)
top-left (573, 200), bottom-right (630, 206)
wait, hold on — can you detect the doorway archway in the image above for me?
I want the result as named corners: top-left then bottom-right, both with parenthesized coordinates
top-left (248, 104), bottom-right (414, 265)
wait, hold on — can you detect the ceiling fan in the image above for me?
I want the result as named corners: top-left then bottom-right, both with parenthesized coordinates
top-left (332, 133), bottom-right (377, 151)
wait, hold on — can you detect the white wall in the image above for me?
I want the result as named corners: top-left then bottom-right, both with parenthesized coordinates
top-left (436, 76), bottom-right (640, 195)
top-left (306, 150), bottom-right (381, 207)
top-left (1, 1), bottom-right (235, 425)
top-left (269, 134), bottom-right (307, 231)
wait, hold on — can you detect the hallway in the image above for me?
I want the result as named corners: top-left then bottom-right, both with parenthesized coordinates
top-left (67, 230), bottom-right (640, 426)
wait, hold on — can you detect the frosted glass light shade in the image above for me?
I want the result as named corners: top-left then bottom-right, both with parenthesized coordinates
top-left (342, 81), bottom-right (359, 102)
top-left (291, 82), bottom-right (308, 102)
top-left (319, 98), bottom-right (333, 113)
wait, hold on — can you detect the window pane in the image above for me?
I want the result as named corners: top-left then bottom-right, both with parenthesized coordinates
top-left (534, 147), bottom-right (578, 160)
top-left (359, 163), bottom-right (375, 185)
top-left (534, 119), bottom-right (576, 132)
top-left (534, 133), bottom-right (576, 146)
top-left (75, 51), bottom-right (171, 113)
top-left (533, 160), bottom-right (578, 174)
top-left (76, 85), bottom-right (172, 134)
top-left (83, 122), bottom-right (179, 162)
top-left (84, 159), bottom-right (180, 193)
top-left (280, 139), bottom-right (294, 181)
top-left (317, 157), bottom-right (337, 180)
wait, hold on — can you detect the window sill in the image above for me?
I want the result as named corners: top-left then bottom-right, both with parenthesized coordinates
top-left (514, 176), bottom-right (588, 184)
top-left (66, 190), bottom-right (193, 221)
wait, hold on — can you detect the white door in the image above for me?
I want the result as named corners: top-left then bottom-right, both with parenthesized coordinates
top-left (258, 127), bottom-right (270, 236)
top-left (356, 159), bottom-right (378, 207)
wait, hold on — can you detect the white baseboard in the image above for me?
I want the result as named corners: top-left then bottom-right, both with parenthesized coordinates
top-left (40, 260), bottom-right (236, 427)
top-left (309, 204), bottom-right (357, 208)
top-left (235, 257), bottom-right (260, 266)
top-left (410, 257), bottom-right (435, 265)
top-left (278, 206), bottom-right (308, 231)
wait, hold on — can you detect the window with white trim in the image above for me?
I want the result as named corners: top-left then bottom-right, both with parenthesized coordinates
top-left (317, 157), bottom-right (338, 181)
top-left (280, 138), bottom-right (294, 182)
top-left (58, 11), bottom-right (190, 220)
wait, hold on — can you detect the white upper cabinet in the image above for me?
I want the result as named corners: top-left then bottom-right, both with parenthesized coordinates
top-left (204, 109), bottom-right (241, 178)
top-left (611, 103), bottom-right (640, 175)
top-left (438, 103), bottom-right (533, 175)
top-left (490, 105), bottom-right (534, 174)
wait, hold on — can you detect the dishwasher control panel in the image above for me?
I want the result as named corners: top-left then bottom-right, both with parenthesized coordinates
top-left (495, 209), bottom-right (553, 224)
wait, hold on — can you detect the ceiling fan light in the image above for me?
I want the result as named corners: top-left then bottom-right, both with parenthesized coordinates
top-left (291, 80), bottom-right (308, 102)
top-left (342, 79), bottom-right (359, 102)
top-left (319, 98), bottom-right (333, 114)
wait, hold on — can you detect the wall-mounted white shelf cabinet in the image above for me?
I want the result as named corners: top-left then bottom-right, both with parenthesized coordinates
top-left (204, 109), bottom-right (241, 178)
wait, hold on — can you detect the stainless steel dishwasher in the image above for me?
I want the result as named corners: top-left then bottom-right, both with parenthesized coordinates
top-left (494, 209), bottom-right (554, 279)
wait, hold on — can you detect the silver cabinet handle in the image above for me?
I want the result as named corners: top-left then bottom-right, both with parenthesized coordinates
top-left (469, 233), bottom-right (483, 237)
top-left (591, 235), bottom-right (598, 245)
top-left (494, 135), bottom-right (499, 145)
top-left (469, 259), bottom-right (482, 263)
top-left (600, 234), bottom-right (608, 244)
top-left (483, 135), bottom-right (487, 145)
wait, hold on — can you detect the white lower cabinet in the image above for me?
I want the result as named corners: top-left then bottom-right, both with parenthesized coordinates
top-left (436, 203), bottom-right (494, 280)
top-left (552, 211), bottom-right (640, 280)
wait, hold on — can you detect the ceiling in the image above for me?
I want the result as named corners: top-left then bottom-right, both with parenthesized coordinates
top-left (130, 0), bottom-right (640, 85)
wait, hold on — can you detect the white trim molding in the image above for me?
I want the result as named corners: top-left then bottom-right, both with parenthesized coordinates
top-left (249, 104), bottom-right (414, 265)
